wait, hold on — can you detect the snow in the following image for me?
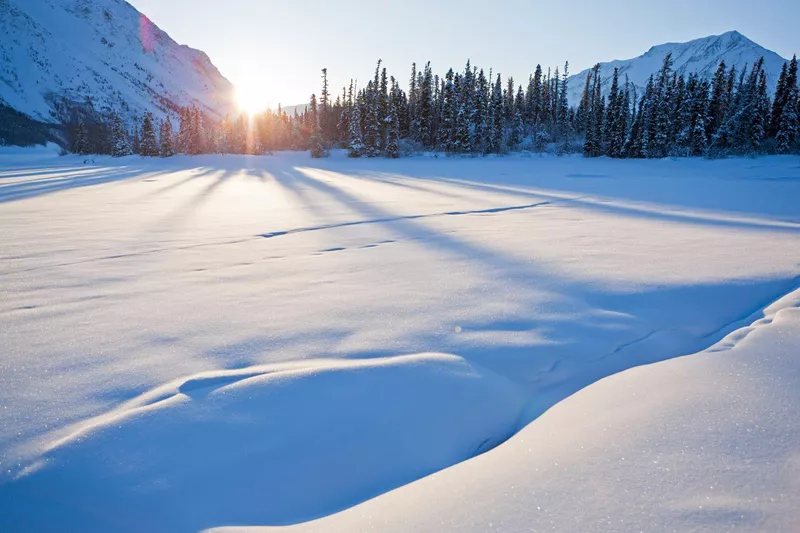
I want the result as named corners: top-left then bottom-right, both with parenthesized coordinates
top-left (0, 0), bottom-right (236, 122)
top-left (218, 287), bottom-right (800, 533)
top-left (1, 150), bottom-right (799, 532)
top-left (567, 31), bottom-right (789, 105)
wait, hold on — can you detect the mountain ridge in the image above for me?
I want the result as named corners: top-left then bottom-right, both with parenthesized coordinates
top-left (0, 0), bottom-right (237, 125)
top-left (566, 30), bottom-right (789, 104)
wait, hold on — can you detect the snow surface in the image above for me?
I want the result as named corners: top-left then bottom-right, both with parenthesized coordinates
top-left (567, 31), bottom-right (789, 105)
top-left (1, 150), bottom-right (799, 532)
top-left (0, 0), bottom-right (236, 122)
top-left (215, 287), bottom-right (800, 533)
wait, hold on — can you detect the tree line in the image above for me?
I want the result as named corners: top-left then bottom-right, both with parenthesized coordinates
top-left (69, 54), bottom-right (799, 159)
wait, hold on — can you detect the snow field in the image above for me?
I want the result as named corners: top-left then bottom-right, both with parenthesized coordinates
top-left (1, 149), bottom-right (799, 531)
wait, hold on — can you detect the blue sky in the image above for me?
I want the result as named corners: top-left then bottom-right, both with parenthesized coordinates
top-left (128, 0), bottom-right (799, 110)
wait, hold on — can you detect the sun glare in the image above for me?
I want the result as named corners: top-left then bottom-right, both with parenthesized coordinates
top-left (236, 85), bottom-right (268, 116)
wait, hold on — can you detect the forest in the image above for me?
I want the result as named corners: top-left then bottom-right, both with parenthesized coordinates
top-left (71, 53), bottom-right (800, 159)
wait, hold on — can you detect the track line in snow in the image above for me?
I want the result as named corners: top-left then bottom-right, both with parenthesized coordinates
top-left (258, 201), bottom-right (552, 240)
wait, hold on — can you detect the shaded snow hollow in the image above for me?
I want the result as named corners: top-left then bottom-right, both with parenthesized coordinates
top-left (1, 150), bottom-right (799, 532)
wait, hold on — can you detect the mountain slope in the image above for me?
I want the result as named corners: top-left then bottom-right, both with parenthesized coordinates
top-left (567, 31), bottom-right (789, 105)
top-left (0, 0), bottom-right (237, 124)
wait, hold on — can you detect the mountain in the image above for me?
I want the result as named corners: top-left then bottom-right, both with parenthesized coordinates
top-left (0, 0), bottom-right (237, 125)
top-left (566, 31), bottom-right (789, 105)
top-left (276, 104), bottom-right (310, 117)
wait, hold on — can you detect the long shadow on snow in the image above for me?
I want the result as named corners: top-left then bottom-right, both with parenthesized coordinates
top-left (2, 157), bottom-right (798, 532)
top-left (0, 165), bottom-right (172, 203)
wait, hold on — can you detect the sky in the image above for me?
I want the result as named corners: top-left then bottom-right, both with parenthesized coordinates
top-left (128, 0), bottom-right (800, 111)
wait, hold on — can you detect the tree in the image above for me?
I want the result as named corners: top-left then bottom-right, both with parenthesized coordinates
top-left (605, 68), bottom-right (626, 157)
top-left (159, 117), bottom-right (175, 157)
top-left (775, 55), bottom-right (799, 153)
top-left (72, 118), bottom-right (89, 155)
top-left (648, 53), bottom-right (674, 158)
top-left (110, 113), bottom-right (131, 157)
top-left (348, 100), bottom-right (364, 157)
top-left (558, 62), bottom-right (572, 153)
top-left (583, 64), bottom-right (603, 157)
top-left (489, 73), bottom-right (505, 153)
top-left (139, 112), bottom-right (159, 156)
top-left (387, 96), bottom-right (400, 159)
top-left (770, 62), bottom-right (789, 138)
top-left (309, 93), bottom-right (326, 158)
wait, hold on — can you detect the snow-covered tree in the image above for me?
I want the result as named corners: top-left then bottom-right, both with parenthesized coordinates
top-left (159, 117), bottom-right (175, 157)
top-left (348, 100), bottom-right (364, 158)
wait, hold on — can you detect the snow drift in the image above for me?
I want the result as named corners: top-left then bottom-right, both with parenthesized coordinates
top-left (0, 353), bottom-right (525, 532)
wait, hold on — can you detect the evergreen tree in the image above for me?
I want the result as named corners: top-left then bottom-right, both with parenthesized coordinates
top-left (583, 65), bottom-right (603, 157)
top-left (605, 68), bottom-right (626, 157)
top-left (473, 68), bottom-right (489, 154)
top-left (530, 65), bottom-right (543, 128)
top-left (648, 53), bottom-right (674, 157)
top-left (111, 113), bottom-right (131, 157)
top-left (489, 73), bottom-right (505, 153)
top-left (418, 62), bottom-right (435, 147)
top-left (558, 63), bottom-right (572, 154)
top-left (72, 118), bottom-right (89, 155)
top-left (309, 94), bottom-right (326, 158)
top-left (769, 62), bottom-right (789, 138)
top-left (139, 112), bottom-right (159, 157)
top-left (348, 100), bottom-right (364, 157)
top-left (575, 71), bottom-right (592, 135)
top-left (776, 55), bottom-right (799, 153)
top-left (387, 95), bottom-right (400, 159)
top-left (707, 61), bottom-right (730, 141)
top-left (132, 121), bottom-right (141, 155)
top-left (159, 117), bottom-right (175, 157)
top-left (408, 63), bottom-right (419, 141)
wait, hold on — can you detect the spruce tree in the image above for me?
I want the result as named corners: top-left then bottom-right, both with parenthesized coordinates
top-left (490, 74), bottom-right (505, 153)
top-left (707, 61), bottom-right (730, 141)
top-left (576, 71), bottom-right (592, 135)
top-left (769, 62), bottom-right (789, 138)
top-left (72, 118), bottom-right (89, 155)
top-left (473, 68), bottom-right (489, 154)
top-left (110, 113), bottom-right (131, 157)
top-left (530, 65), bottom-right (543, 128)
top-left (558, 63), bottom-right (572, 154)
top-left (648, 53), bottom-right (674, 157)
top-left (583, 64), bottom-right (603, 157)
top-left (387, 97), bottom-right (400, 159)
top-left (348, 100), bottom-right (364, 157)
top-left (605, 68), bottom-right (626, 157)
top-left (775, 55), bottom-right (798, 153)
top-left (309, 94), bottom-right (326, 158)
top-left (159, 117), bottom-right (175, 157)
top-left (139, 112), bottom-right (159, 157)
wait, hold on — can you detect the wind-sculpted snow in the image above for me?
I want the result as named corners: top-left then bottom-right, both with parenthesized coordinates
top-left (0, 150), bottom-right (799, 531)
top-left (0, 354), bottom-right (525, 531)
top-left (217, 289), bottom-right (800, 533)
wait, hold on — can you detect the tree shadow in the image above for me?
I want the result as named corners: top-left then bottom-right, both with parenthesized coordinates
top-left (0, 164), bottom-right (170, 203)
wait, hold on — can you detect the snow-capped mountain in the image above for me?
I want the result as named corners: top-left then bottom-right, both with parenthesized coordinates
top-left (567, 31), bottom-right (789, 105)
top-left (0, 0), bottom-right (237, 123)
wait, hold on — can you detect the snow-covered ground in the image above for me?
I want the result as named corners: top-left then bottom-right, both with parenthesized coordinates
top-left (1, 150), bottom-right (799, 532)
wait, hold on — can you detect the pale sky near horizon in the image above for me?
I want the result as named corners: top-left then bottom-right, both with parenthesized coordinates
top-left (128, 0), bottom-right (799, 112)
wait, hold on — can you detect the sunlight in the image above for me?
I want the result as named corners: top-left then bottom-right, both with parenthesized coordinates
top-left (235, 84), bottom-right (268, 116)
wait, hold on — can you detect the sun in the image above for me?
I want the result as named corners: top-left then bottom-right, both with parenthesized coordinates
top-left (236, 85), bottom-right (268, 116)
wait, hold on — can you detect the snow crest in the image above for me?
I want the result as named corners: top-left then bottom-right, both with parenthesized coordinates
top-left (0, 353), bottom-right (525, 530)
